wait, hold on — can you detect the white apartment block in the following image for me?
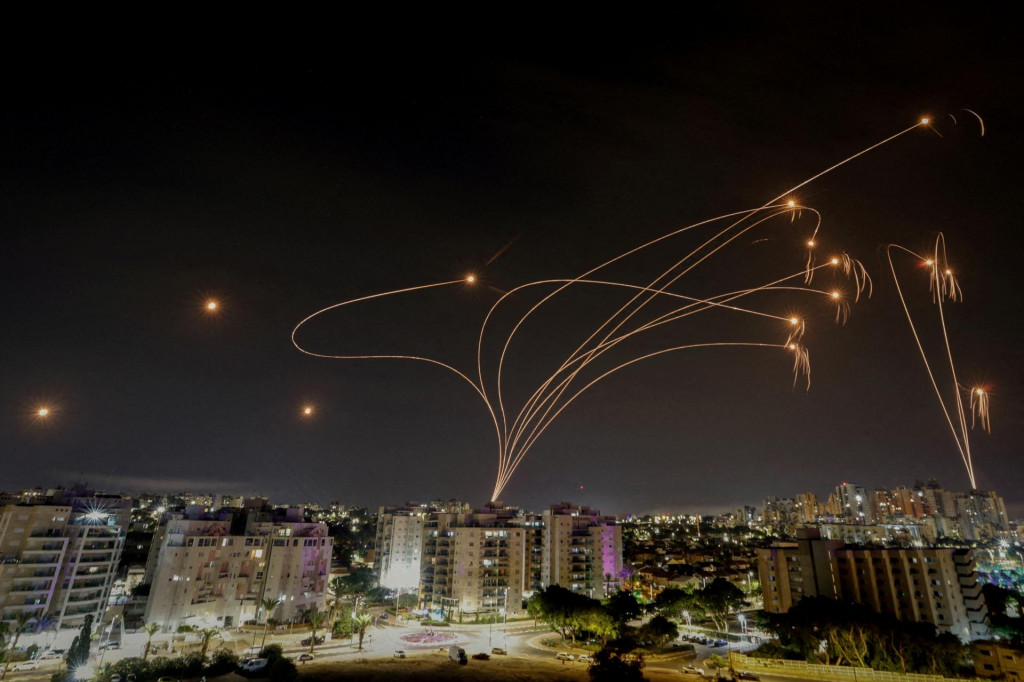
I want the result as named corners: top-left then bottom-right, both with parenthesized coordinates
top-left (417, 502), bottom-right (622, 617)
top-left (0, 493), bottom-right (128, 630)
top-left (374, 506), bottom-right (425, 590)
top-left (540, 503), bottom-right (622, 599)
top-left (144, 516), bottom-right (331, 631)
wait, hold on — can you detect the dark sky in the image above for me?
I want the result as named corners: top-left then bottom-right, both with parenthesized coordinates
top-left (2, 8), bottom-right (1022, 516)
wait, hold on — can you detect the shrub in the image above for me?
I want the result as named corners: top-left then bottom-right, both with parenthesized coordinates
top-left (206, 649), bottom-right (240, 676)
top-left (268, 658), bottom-right (298, 682)
top-left (259, 644), bottom-right (284, 662)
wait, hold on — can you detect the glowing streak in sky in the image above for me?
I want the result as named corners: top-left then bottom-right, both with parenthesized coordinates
top-left (887, 236), bottom-right (989, 489)
top-left (292, 118), bottom-right (951, 501)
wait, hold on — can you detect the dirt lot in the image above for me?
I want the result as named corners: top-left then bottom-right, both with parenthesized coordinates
top-left (290, 655), bottom-right (687, 681)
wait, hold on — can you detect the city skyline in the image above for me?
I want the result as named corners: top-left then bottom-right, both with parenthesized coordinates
top-left (2, 9), bottom-right (1022, 515)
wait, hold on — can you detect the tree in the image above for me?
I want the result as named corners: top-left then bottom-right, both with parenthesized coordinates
top-left (260, 598), bottom-right (281, 648)
top-left (0, 613), bottom-right (35, 681)
top-left (67, 614), bottom-right (94, 671)
top-left (197, 627), bottom-right (220, 660)
top-left (353, 613), bottom-right (373, 651)
top-left (327, 577), bottom-right (345, 620)
top-left (705, 653), bottom-right (729, 678)
top-left (303, 609), bottom-right (327, 654)
top-left (605, 590), bottom-right (642, 627)
top-left (588, 644), bottom-right (646, 682)
top-left (336, 568), bottom-right (376, 614)
top-left (640, 615), bottom-right (678, 649)
top-left (527, 585), bottom-right (604, 645)
top-left (693, 579), bottom-right (747, 632)
top-left (142, 623), bottom-right (161, 661)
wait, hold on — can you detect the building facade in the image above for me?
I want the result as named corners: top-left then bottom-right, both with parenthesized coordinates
top-left (0, 491), bottom-right (128, 630)
top-left (757, 529), bottom-right (989, 641)
top-left (143, 510), bottom-right (331, 630)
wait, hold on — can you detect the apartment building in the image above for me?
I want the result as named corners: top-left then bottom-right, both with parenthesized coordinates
top-left (419, 504), bottom-right (528, 617)
top-left (757, 529), bottom-right (989, 641)
top-left (540, 503), bottom-right (622, 599)
top-left (144, 508), bottom-right (331, 630)
top-left (374, 505), bottom-right (426, 590)
top-left (416, 501), bottom-right (622, 618)
top-left (0, 491), bottom-right (128, 630)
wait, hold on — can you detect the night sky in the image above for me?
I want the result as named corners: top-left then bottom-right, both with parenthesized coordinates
top-left (3, 8), bottom-right (1022, 515)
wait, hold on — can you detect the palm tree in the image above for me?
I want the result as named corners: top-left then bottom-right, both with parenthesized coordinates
top-left (259, 598), bottom-right (281, 649)
top-left (352, 613), bottom-right (373, 651)
top-left (303, 609), bottom-right (327, 654)
top-left (198, 627), bottom-right (220, 660)
top-left (0, 612), bottom-right (35, 681)
top-left (142, 623), bottom-right (161, 661)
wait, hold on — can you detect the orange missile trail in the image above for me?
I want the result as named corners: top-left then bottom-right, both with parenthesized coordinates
top-left (887, 236), bottom-right (988, 489)
top-left (292, 117), bottom-right (950, 502)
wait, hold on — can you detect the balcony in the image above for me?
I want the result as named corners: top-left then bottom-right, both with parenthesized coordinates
top-left (11, 583), bottom-right (51, 593)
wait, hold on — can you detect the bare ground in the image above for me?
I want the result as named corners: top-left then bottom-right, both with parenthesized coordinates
top-left (292, 656), bottom-right (683, 681)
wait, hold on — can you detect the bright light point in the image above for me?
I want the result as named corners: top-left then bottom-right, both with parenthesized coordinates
top-left (788, 344), bottom-right (797, 350)
top-left (831, 291), bottom-right (840, 299)
top-left (206, 300), bottom-right (218, 311)
top-left (787, 200), bottom-right (795, 207)
top-left (465, 275), bottom-right (476, 284)
top-left (921, 117), bottom-right (930, 124)
top-left (924, 259), bottom-right (934, 266)
top-left (830, 257), bottom-right (839, 265)
top-left (302, 406), bottom-right (313, 416)
top-left (789, 317), bottom-right (799, 325)
top-left (37, 408), bottom-right (49, 417)
top-left (976, 388), bottom-right (985, 395)
top-left (945, 269), bottom-right (952, 275)
top-left (807, 240), bottom-right (815, 248)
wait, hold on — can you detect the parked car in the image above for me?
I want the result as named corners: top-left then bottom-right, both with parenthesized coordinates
top-left (472, 652), bottom-right (490, 661)
top-left (737, 672), bottom-right (760, 680)
top-left (110, 674), bottom-right (122, 682)
top-left (683, 665), bottom-right (705, 675)
top-left (448, 646), bottom-right (467, 665)
top-left (555, 652), bottom-right (575, 661)
top-left (242, 646), bottom-right (263, 656)
top-left (297, 653), bottom-right (314, 663)
top-left (394, 650), bottom-right (406, 658)
top-left (158, 677), bottom-right (178, 682)
top-left (240, 659), bottom-right (268, 672)
top-left (40, 651), bottom-right (63, 660)
top-left (99, 641), bottom-right (120, 650)
top-left (300, 635), bottom-right (325, 646)
top-left (714, 639), bottom-right (728, 647)
top-left (491, 647), bottom-right (507, 655)
top-left (577, 654), bottom-right (592, 663)
top-left (13, 662), bottom-right (41, 672)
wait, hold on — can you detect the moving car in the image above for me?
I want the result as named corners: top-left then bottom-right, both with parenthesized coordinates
top-left (297, 653), bottom-right (314, 663)
top-left (737, 672), bottom-right (760, 680)
top-left (713, 639), bottom-right (728, 647)
top-left (300, 635), bottom-right (325, 646)
top-left (491, 647), bottom-right (507, 655)
top-left (683, 665), bottom-right (705, 675)
top-left (12, 662), bottom-right (41, 671)
top-left (471, 652), bottom-right (490, 661)
top-left (555, 652), bottom-right (575, 661)
top-left (394, 650), bottom-right (406, 658)
top-left (448, 646), bottom-right (467, 665)
top-left (577, 654), bottom-right (592, 663)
